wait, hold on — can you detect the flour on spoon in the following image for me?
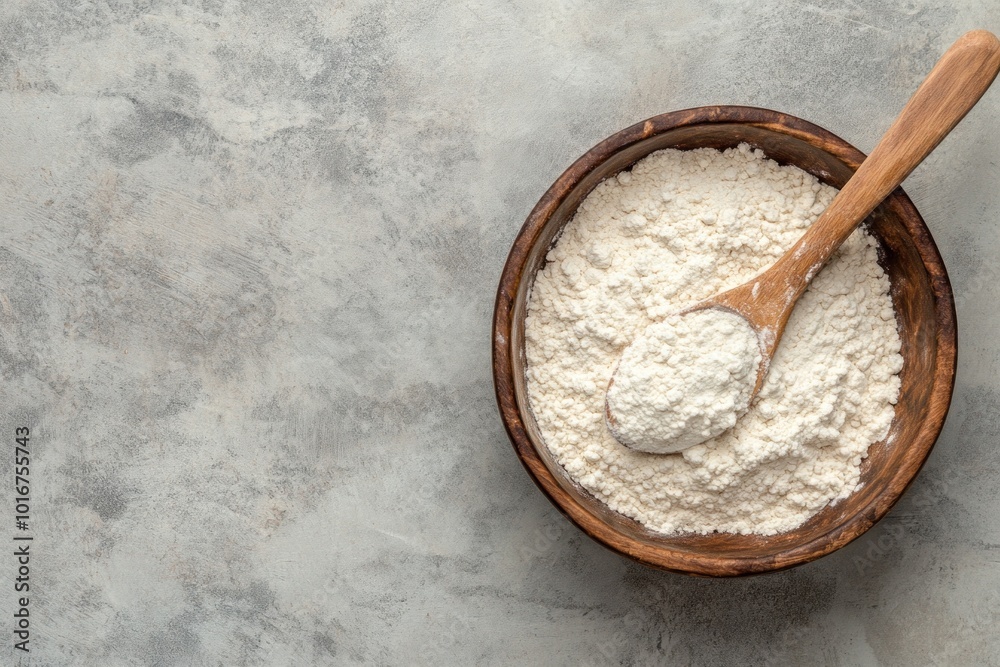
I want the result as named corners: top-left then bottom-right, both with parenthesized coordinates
top-left (606, 309), bottom-right (761, 454)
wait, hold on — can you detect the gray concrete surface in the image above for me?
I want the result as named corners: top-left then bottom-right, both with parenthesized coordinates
top-left (1, 0), bottom-right (998, 665)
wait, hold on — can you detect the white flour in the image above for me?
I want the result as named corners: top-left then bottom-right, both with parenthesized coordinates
top-left (524, 143), bottom-right (903, 536)
top-left (607, 309), bottom-right (761, 454)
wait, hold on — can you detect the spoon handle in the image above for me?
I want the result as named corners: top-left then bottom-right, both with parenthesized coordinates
top-left (772, 30), bottom-right (1000, 297)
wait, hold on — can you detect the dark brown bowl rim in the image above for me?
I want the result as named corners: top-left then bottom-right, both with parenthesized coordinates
top-left (492, 105), bottom-right (957, 576)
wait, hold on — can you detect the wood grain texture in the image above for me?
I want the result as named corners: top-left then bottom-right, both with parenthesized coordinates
top-left (492, 105), bottom-right (958, 576)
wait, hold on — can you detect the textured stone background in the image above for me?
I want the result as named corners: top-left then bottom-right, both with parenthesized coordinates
top-left (1, 1), bottom-right (999, 665)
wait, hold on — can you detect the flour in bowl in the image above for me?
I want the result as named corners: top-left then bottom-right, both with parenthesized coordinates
top-left (524, 143), bottom-right (903, 536)
top-left (607, 309), bottom-right (761, 454)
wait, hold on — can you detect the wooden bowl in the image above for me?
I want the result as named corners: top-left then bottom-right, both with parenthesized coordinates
top-left (492, 106), bottom-right (957, 576)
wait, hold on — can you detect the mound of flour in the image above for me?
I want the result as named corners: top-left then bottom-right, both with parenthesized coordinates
top-left (524, 143), bottom-right (903, 536)
top-left (607, 309), bottom-right (762, 455)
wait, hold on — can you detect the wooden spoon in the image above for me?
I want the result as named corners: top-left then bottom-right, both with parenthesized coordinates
top-left (607, 29), bottom-right (1000, 453)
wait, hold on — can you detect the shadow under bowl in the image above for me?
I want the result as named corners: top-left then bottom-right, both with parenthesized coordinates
top-left (492, 105), bottom-right (957, 576)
